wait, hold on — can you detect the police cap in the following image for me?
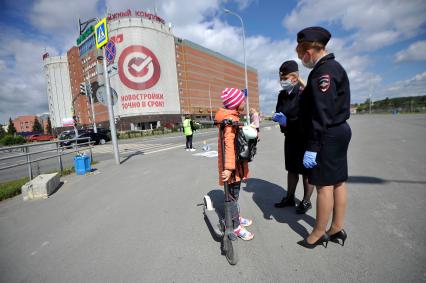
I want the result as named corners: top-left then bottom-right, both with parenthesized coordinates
top-left (297, 26), bottom-right (331, 46)
top-left (279, 60), bottom-right (298, 76)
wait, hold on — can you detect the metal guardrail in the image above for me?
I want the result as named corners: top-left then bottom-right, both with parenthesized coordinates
top-left (0, 138), bottom-right (95, 180)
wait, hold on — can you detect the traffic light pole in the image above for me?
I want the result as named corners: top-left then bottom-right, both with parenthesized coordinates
top-left (85, 81), bottom-right (97, 133)
top-left (102, 47), bottom-right (120, 164)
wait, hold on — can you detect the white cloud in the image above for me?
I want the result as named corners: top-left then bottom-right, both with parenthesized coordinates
top-left (395, 40), bottom-right (426, 62)
top-left (106, 0), bottom-right (221, 27)
top-left (283, 0), bottom-right (426, 51)
top-left (0, 28), bottom-right (58, 123)
top-left (374, 71), bottom-right (426, 100)
top-left (0, 60), bottom-right (5, 72)
top-left (30, 0), bottom-right (99, 34)
top-left (27, 0), bottom-right (102, 55)
top-left (232, 0), bottom-right (257, 10)
top-left (165, 1), bottom-right (388, 108)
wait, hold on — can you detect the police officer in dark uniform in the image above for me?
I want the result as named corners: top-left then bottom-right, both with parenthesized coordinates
top-left (295, 27), bottom-right (352, 249)
top-left (272, 60), bottom-right (314, 214)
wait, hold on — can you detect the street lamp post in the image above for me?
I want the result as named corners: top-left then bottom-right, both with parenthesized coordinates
top-left (224, 8), bottom-right (250, 124)
top-left (369, 84), bottom-right (373, 114)
top-left (208, 79), bottom-right (213, 121)
top-left (102, 48), bottom-right (120, 164)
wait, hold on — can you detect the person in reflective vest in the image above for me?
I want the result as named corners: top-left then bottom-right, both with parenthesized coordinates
top-left (183, 115), bottom-right (196, 152)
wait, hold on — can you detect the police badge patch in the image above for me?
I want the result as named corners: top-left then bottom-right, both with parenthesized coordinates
top-left (318, 74), bottom-right (331, 93)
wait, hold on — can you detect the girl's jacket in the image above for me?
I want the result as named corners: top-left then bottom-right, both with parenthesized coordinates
top-left (215, 108), bottom-right (249, 186)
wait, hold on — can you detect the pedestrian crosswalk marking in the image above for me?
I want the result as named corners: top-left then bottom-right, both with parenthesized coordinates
top-left (90, 143), bottom-right (179, 154)
top-left (193, 151), bottom-right (218, 158)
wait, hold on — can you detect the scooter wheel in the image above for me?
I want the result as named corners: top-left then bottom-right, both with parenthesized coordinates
top-left (224, 237), bottom-right (238, 265)
top-left (203, 195), bottom-right (213, 211)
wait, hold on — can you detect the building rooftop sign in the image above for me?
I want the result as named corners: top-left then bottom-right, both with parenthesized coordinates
top-left (107, 9), bottom-right (165, 25)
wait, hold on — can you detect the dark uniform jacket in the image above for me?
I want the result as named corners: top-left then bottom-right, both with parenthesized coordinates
top-left (275, 82), bottom-right (305, 137)
top-left (300, 53), bottom-right (351, 152)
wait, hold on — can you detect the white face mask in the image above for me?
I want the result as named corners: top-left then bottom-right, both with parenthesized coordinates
top-left (280, 79), bottom-right (293, 91)
top-left (302, 53), bottom-right (315, 69)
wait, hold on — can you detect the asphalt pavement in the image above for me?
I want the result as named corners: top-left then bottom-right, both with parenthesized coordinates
top-left (0, 129), bottom-right (218, 182)
top-left (0, 114), bottom-right (425, 282)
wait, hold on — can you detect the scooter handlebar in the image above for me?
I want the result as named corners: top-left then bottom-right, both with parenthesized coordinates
top-left (214, 119), bottom-right (244, 127)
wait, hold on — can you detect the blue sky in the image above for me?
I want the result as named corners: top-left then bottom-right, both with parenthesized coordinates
top-left (0, 0), bottom-right (425, 123)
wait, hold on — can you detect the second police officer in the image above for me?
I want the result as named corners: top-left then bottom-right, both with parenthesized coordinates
top-left (272, 60), bottom-right (314, 214)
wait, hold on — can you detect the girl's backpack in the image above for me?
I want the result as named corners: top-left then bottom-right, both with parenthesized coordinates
top-left (235, 128), bottom-right (258, 162)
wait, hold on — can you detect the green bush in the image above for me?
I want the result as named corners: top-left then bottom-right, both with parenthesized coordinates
top-left (14, 136), bottom-right (26, 145)
top-left (0, 135), bottom-right (26, 146)
top-left (0, 177), bottom-right (29, 201)
top-left (0, 135), bottom-right (15, 146)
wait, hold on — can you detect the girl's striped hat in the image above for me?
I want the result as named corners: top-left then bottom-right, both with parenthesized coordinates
top-left (221, 87), bottom-right (245, 110)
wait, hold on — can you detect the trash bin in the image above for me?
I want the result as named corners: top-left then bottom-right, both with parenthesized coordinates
top-left (84, 155), bottom-right (92, 173)
top-left (74, 155), bottom-right (91, 175)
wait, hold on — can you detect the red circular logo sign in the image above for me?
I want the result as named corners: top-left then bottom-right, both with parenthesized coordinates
top-left (118, 45), bottom-right (161, 90)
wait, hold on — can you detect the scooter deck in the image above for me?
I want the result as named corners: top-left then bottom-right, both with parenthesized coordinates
top-left (204, 209), bottom-right (224, 238)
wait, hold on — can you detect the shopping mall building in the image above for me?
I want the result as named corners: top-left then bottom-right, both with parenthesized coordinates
top-left (43, 9), bottom-right (259, 131)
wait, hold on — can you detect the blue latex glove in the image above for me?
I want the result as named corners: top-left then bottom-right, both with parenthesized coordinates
top-left (303, 151), bottom-right (317, 168)
top-left (272, 112), bottom-right (287, 126)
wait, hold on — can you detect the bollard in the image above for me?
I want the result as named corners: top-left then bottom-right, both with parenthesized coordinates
top-left (25, 146), bottom-right (33, 180)
top-left (56, 142), bottom-right (63, 174)
top-left (89, 137), bottom-right (94, 164)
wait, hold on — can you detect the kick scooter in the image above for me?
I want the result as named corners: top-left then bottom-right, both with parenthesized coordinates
top-left (202, 119), bottom-right (242, 265)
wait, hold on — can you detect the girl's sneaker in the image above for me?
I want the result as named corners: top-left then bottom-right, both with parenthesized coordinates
top-left (234, 225), bottom-right (254, 241)
top-left (239, 216), bottom-right (253, 227)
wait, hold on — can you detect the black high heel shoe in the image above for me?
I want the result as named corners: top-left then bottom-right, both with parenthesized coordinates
top-left (297, 234), bottom-right (330, 249)
top-left (329, 229), bottom-right (347, 246)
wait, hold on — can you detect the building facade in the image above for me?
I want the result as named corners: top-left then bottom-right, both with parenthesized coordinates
top-left (13, 115), bottom-right (37, 133)
top-left (175, 39), bottom-right (259, 118)
top-left (12, 115), bottom-right (48, 133)
top-left (48, 10), bottom-right (259, 131)
top-left (43, 55), bottom-right (73, 128)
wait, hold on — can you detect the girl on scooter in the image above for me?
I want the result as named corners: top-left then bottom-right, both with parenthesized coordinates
top-left (215, 87), bottom-right (254, 241)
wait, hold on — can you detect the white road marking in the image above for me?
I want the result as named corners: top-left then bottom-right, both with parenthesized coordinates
top-left (192, 151), bottom-right (218, 158)
top-left (144, 144), bottom-right (187, 155)
top-left (92, 143), bottom-right (178, 154)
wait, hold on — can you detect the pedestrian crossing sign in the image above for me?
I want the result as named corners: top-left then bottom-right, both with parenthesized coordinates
top-left (95, 17), bottom-right (108, 49)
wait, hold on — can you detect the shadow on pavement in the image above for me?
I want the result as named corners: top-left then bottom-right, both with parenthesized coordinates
top-left (120, 151), bottom-right (144, 164)
top-left (244, 178), bottom-right (315, 238)
top-left (206, 189), bottom-right (225, 220)
top-left (49, 181), bottom-right (64, 197)
top-left (347, 175), bottom-right (426, 185)
top-left (202, 189), bottom-right (224, 252)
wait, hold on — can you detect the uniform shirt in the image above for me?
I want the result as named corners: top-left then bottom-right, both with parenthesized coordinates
top-left (275, 82), bottom-right (305, 136)
top-left (300, 53), bottom-right (350, 152)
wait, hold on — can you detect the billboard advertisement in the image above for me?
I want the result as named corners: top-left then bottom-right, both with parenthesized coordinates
top-left (108, 19), bottom-right (180, 117)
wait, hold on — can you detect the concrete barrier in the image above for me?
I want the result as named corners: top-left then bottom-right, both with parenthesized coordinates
top-left (21, 173), bottom-right (60, 201)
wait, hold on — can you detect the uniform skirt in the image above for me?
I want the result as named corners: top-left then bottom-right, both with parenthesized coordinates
top-left (308, 121), bottom-right (352, 186)
top-left (284, 133), bottom-right (308, 175)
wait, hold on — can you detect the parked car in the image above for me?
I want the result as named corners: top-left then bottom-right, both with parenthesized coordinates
top-left (59, 131), bottom-right (110, 148)
top-left (26, 134), bottom-right (55, 142)
top-left (86, 128), bottom-right (111, 139)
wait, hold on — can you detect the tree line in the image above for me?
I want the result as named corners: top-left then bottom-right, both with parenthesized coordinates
top-left (355, 95), bottom-right (426, 113)
top-left (0, 117), bottom-right (53, 146)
